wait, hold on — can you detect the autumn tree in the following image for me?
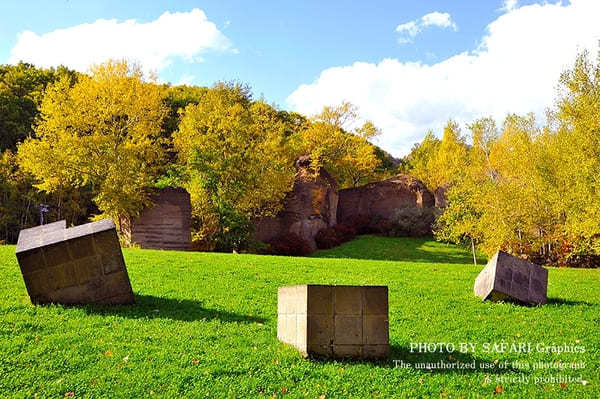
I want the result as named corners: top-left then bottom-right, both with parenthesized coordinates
top-left (0, 150), bottom-right (94, 243)
top-left (173, 82), bottom-right (298, 250)
top-left (161, 84), bottom-right (209, 139)
top-left (301, 102), bottom-right (383, 188)
top-left (406, 120), bottom-right (468, 192)
top-left (436, 114), bottom-right (559, 263)
top-left (550, 49), bottom-right (600, 257)
top-left (17, 60), bottom-right (167, 226)
top-left (405, 130), bottom-right (440, 189)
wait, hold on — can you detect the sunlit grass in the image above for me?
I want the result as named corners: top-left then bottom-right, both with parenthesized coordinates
top-left (0, 237), bottom-right (598, 398)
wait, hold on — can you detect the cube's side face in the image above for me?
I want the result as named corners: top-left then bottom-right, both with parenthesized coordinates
top-left (15, 220), bottom-right (135, 305)
top-left (474, 252), bottom-right (498, 301)
top-left (497, 252), bottom-right (530, 303)
top-left (360, 286), bottom-right (389, 359)
top-left (475, 251), bottom-right (549, 305)
top-left (307, 285), bottom-right (334, 356)
top-left (491, 251), bottom-right (548, 305)
top-left (527, 264), bottom-right (548, 305)
top-left (277, 286), bottom-right (308, 353)
top-left (306, 285), bottom-right (389, 359)
top-left (278, 285), bottom-right (389, 359)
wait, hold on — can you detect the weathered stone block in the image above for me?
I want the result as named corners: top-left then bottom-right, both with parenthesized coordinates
top-left (474, 250), bottom-right (548, 305)
top-left (15, 219), bottom-right (135, 305)
top-left (120, 187), bottom-right (192, 251)
top-left (277, 285), bottom-right (389, 359)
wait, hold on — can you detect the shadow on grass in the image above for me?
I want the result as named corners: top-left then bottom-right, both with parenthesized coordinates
top-left (546, 297), bottom-right (594, 306)
top-left (309, 344), bottom-right (522, 374)
top-left (83, 294), bottom-right (267, 323)
top-left (312, 235), bottom-right (487, 265)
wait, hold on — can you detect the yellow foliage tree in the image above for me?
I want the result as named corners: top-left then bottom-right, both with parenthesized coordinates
top-left (407, 121), bottom-right (468, 192)
top-left (302, 102), bottom-right (382, 188)
top-left (173, 82), bottom-right (298, 250)
top-left (17, 60), bottom-right (167, 226)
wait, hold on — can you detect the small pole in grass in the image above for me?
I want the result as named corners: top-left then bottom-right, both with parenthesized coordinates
top-left (470, 236), bottom-right (477, 265)
top-left (39, 204), bottom-right (50, 226)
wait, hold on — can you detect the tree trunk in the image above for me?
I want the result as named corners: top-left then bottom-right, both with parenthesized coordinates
top-left (471, 236), bottom-right (477, 266)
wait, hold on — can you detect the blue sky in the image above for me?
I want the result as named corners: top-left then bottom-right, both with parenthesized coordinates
top-left (1, 0), bottom-right (599, 155)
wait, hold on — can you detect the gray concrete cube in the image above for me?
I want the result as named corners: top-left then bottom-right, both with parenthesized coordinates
top-left (277, 285), bottom-right (389, 359)
top-left (474, 250), bottom-right (548, 305)
top-left (15, 219), bottom-right (135, 305)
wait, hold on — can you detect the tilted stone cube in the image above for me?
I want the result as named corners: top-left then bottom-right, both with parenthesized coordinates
top-left (277, 285), bottom-right (389, 359)
top-left (474, 250), bottom-right (548, 305)
top-left (15, 219), bottom-right (135, 305)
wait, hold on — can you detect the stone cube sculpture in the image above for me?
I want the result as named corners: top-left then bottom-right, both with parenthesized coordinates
top-left (277, 285), bottom-right (389, 359)
top-left (474, 250), bottom-right (548, 305)
top-left (15, 219), bottom-right (135, 305)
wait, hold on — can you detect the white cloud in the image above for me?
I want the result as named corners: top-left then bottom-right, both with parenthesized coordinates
top-left (287, 0), bottom-right (600, 157)
top-left (421, 12), bottom-right (457, 30)
top-left (9, 9), bottom-right (233, 74)
top-left (501, 0), bottom-right (519, 12)
top-left (395, 11), bottom-right (457, 44)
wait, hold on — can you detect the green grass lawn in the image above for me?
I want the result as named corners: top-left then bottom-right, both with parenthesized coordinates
top-left (0, 236), bottom-right (598, 398)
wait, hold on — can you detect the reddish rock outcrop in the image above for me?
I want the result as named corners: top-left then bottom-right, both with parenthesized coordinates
top-left (434, 183), bottom-right (450, 208)
top-left (337, 174), bottom-right (435, 236)
top-left (253, 156), bottom-right (338, 252)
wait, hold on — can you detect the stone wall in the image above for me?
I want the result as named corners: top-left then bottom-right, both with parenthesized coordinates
top-left (254, 163), bottom-right (439, 251)
top-left (123, 187), bottom-right (191, 251)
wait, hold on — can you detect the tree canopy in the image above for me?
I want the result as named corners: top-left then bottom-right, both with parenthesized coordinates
top-left (17, 60), bottom-right (167, 225)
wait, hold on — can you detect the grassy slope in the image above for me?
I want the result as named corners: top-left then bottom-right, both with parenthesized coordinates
top-left (0, 236), bottom-right (597, 398)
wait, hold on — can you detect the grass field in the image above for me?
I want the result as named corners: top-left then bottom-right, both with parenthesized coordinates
top-left (0, 235), bottom-right (598, 398)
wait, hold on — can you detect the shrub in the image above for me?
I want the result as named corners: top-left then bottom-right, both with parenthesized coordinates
top-left (269, 233), bottom-right (312, 256)
top-left (565, 254), bottom-right (600, 268)
top-left (242, 239), bottom-right (270, 255)
top-left (315, 227), bottom-right (341, 249)
top-left (368, 216), bottom-right (391, 235)
top-left (333, 223), bottom-right (358, 242)
top-left (386, 206), bottom-right (437, 237)
top-left (315, 223), bottom-right (359, 249)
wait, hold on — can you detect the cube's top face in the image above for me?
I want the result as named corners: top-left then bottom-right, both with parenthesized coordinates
top-left (16, 219), bottom-right (116, 254)
top-left (16, 220), bottom-right (66, 252)
top-left (495, 250), bottom-right (544, 271)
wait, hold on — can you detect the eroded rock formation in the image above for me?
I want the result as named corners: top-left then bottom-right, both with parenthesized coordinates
top-left (253, 156), bottom-right (338, 252)
top-left (434, 183), bottom-right (450, 208)
top-left (338, 174), bottom-right (434, 221)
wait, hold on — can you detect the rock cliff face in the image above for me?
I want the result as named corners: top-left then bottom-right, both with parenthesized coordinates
top-left (434, 183), bottom-right (450, 208)
top-left (253, 156), bottom-right (338, 252)
top-left (338, 174), bottom-right (434, 221)
top-left (254, 165), bottom-right (438, 252)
